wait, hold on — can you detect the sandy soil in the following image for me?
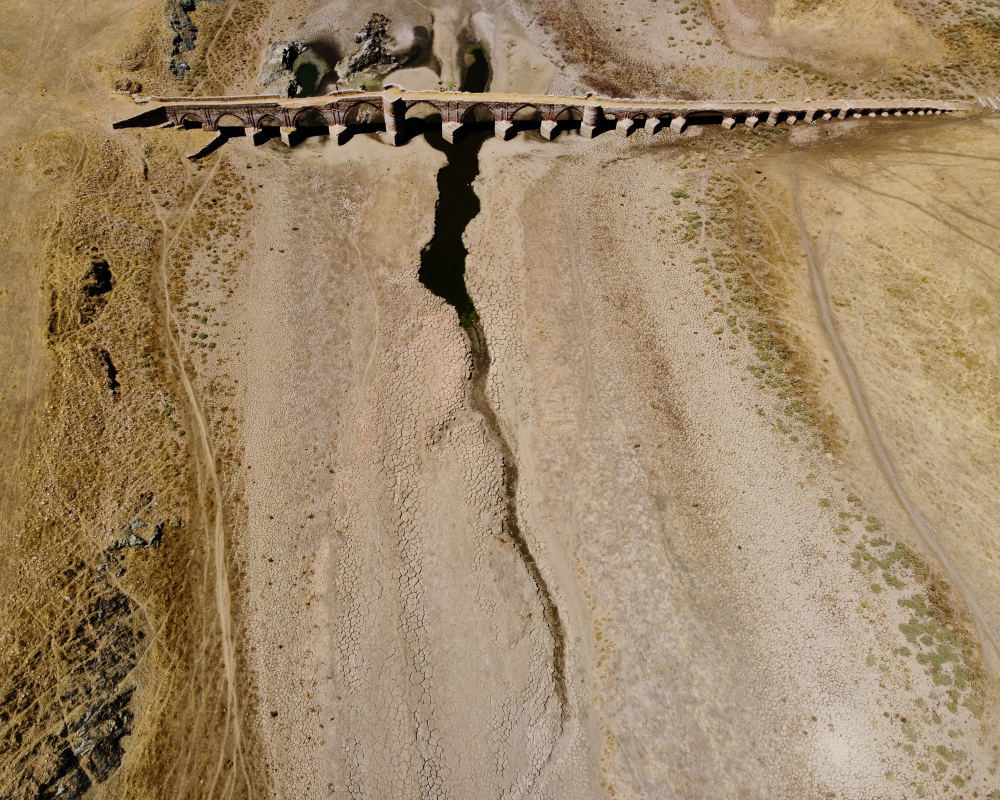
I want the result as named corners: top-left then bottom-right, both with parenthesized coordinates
top-left (464, 126), bottom-right (999, 797)
top-left (2, 0), bottom-right (1000, 797)
top-left (211, 134), bottom-right (581, 797)
top-left (298, 0), bottom-right (558, 92)
top-left (755, 117), bottom-right (1000, 666)
top-left (0, 0), bottom-right (312, 796)
top-left (516, 0), bottom-right (1000, 99)
top-left (187, 117), bottom-right (1000, 800)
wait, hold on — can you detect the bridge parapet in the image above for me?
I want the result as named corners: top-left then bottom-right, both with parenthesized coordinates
top-left (113, 89), bottom-right (979, 152)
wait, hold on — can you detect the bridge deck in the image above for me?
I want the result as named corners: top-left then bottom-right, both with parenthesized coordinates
top-left (133, 88), bottom-right (973, 114)
top-left (114, 89), bottom-right (992, 152)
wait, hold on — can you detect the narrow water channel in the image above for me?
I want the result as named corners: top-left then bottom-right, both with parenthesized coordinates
top-left (417, 44), bottom-right (568, 721)
top-left (418, 45), bottom-right (491, 326)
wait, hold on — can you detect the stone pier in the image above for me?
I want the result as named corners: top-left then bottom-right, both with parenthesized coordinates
top-left (581, 104), bottom-right (602, 138)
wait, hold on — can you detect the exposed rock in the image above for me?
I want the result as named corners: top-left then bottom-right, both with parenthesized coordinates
top-left (346, 13), bottom-right (397, 76)
top-left (4, 563), bottom-right (141, 800)
top-left (99, 349), bottom-right (120, 396)
top-left (259, 40), bottom-right (307, 98)
top-left (167, 0), bottom-right (200, 78)
top-left (336, 13), bottom-right (429, 83)
top-left (36, 747), bottom-right (91, 800)
top-left (82, 260), bottom-right (113, 297)
top-left (113, 521), bottom-right (164, 550)
top-left (79, 258), bottom-right (114, 327)
top-left (73, 687), bottom-right (134, 781)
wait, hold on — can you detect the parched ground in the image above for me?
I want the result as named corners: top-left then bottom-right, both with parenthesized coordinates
top-left (517, 0), bottom-right (1000, 98)
top-left (1, 0), bottom-right (999, 798)
top-left (215, 136), bottom-right (574, 796)
top-left (464, 124), bottom-right (1000, 798)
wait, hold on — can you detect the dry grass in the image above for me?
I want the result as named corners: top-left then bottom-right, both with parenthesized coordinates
top-left (0, 122), bottom-right (264, 798)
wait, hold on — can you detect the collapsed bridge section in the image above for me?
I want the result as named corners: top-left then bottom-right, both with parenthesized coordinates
top-left (114, 88), bottom-right (978, 149)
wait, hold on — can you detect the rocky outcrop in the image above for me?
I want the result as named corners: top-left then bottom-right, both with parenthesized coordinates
top-left (6, 563), bottom-right (141, 800)
top-left (259, 40), bottom-right (307, 98)
top-left (79, 258), bottom-right (113, 327)
top-left (167, 0), bottom-right (200, 78)
top-left (343, 14), bottom-right (397, 76)
top-left (336, 13), bottom-right (430, 82)
top-left (112, 521), bottom-right (165, 550)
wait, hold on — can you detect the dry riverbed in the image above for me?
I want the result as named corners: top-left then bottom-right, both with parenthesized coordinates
top-left (464, 124), bottom-right (1000, 798)
top-left (1, 0), bottom-right (999, 797)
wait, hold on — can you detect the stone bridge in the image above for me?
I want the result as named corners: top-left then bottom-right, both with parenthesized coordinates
top-left (115, 88), bottom-right (990, 149)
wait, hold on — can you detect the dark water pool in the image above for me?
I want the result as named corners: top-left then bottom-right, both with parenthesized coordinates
top-left (417, 44), bottom-right (492, 327)
top-left (294, 62), bottom-right (320, 97)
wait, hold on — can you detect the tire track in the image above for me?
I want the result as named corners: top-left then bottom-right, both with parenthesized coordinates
top-left (732, 157), bottom-right (1000, 672)
top-left (194, 0), bottom-right (239, 95)
top-left (144, 154), bottom-right (249, 798)
top-left (783, 161), bottom-right (1000, 672)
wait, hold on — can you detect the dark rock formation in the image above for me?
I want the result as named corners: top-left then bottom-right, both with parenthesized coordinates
top-left (82, 260), bottom-right (113, 297)
top-left (79, 259), bottom-right (113, 327)
top-left (3, 563), bottom-right (142, 800)
top-left (346, 14), bottom-right (397, 76)
top-left (335, 13), bottom-right (432, 84)
top-left (99, 349), bottom-right (120, 396)
top-left (259, 40), bottom-right (307, 98)
top-left (167, 0), bottom-right (200, 78)
top-left (113, 521), bottom-right (164, 550)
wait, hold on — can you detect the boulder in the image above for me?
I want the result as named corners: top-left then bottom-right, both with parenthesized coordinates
top-left (113, 521), bottom-right (164, 550)
top-left (341, 13), bottom-right (396, 77)
top-left (167, 0), bottom-right (199, 78)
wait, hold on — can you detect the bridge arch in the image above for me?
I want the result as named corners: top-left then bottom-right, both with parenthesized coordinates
top-left (214, 112), bottom-right (248, 129)
top-left (179, 112), bottom-right (206, 129)
top-left (554, 106), bottom-right (583, 122)
top-left (687, 110), bottom-right (725, 126)
top-left (404, 101), bottom-right (442, 136)
top-left (511, 104), bottom-right (542, 131)
top-left (461, 103), bottom-right (495, 123)
top-left (404, 101), bottom-right (442, 121)
top-left (343, 101), bottom-right (384, 129)
top-left (511, 104), bottom-right (542, 120)
top-left (553, 106), bottom-right (583, 134)
top-left (292, 108), bottom-right (328, 128)
top-left (255, 113), bottom-right (282, 128)
top-left (404, 100), bottom-right (442, 117)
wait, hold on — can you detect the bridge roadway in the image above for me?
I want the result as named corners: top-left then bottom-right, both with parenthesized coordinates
top-left (114, 87), bottom-right (993, 148)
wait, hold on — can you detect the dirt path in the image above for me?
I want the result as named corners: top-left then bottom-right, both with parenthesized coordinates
top-left (770, 161), bottom-right (1000, 673)
top-left (146, 156), bottom-right (249, 798)
top-left (194, 0), bottom-right (240, 94)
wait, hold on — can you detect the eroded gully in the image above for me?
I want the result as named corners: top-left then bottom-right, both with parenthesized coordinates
top-left (417, 45), bottom-right (568, 723)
